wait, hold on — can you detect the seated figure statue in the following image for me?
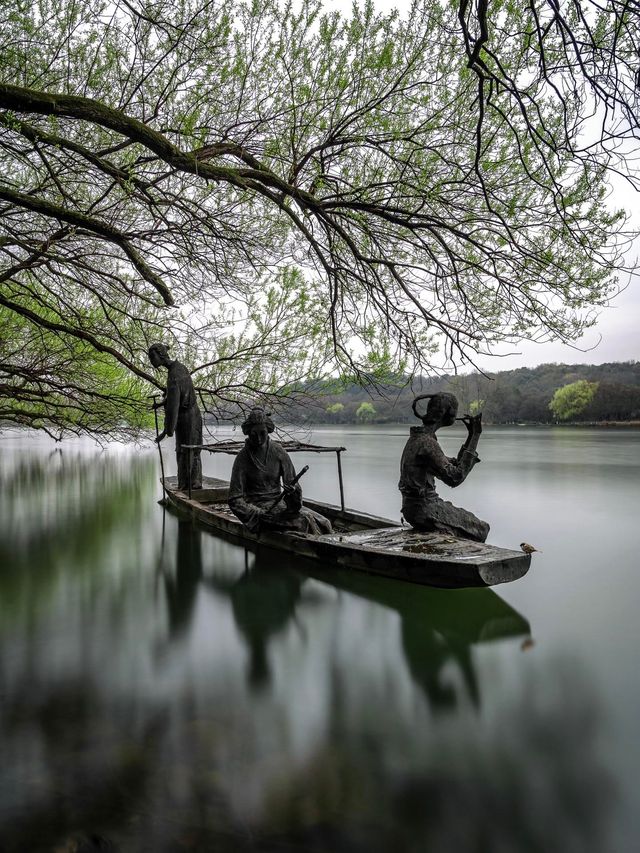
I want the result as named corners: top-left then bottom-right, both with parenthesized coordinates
top-left (398, 393), bottom-right (490, 542)
top-left (228, 407), bottom-right (332, 536)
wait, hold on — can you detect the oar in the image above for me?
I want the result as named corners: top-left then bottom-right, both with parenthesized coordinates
top-left (267, 465), bottom-right (309, 511)
top-left (149, 394), bottom-right (168, 505)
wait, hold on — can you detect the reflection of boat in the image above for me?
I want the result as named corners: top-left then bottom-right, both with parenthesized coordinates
top-left (282, 556), bottom-right (531, 645)
top-left (164, 480), bottom-right (529, 591)
top-left (285, 556), bottom-right (531, 709)
top-left (253, 542), bottom-right (532, 645)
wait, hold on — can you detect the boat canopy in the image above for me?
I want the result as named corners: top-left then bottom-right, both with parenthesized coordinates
top-left (184, 440), bottom-right (346, 455)
top-left (182, 440), bottom-right (348, 509)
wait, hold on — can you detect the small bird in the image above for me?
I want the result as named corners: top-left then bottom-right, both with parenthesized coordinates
top-left (520, 542), bottom-right (540, 554)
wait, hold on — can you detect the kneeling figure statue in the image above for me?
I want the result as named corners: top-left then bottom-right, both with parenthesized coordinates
top-left (229, 407), bottom-right (332, 536)
top-left (399, 393), bottom-right (489, 542)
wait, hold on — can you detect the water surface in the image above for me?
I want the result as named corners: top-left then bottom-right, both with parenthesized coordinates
top-left (0, 426), bottom-right (638, 851)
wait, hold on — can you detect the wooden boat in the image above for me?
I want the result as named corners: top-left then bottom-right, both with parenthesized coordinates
top-left (161, 439), bottom-right (530, 588)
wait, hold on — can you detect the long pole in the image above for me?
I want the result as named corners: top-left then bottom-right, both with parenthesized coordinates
top-left (336, 450), bottom-right (345, 512)
top-left (151, 396), bottom-right (168, 502)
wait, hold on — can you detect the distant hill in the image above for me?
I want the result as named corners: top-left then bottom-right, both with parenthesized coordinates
top-left (279, 361), bottom-right (640, 425)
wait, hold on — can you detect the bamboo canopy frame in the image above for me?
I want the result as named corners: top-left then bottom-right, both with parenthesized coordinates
top-left (182, 440), bottom-right (347, 510)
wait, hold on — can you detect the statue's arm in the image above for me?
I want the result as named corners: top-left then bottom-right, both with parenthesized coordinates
top-left (458, 434), bottom-right (480, 460)
top-left (422, 439), bottom-right (478, 488)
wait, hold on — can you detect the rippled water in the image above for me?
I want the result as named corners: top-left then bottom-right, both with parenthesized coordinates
top-left (0, 425), bottom-right (638, 852)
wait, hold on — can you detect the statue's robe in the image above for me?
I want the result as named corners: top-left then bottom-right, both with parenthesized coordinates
top-left (164, 360), bottom-right (202, 490)
top-left (398, 426), bottom-right (489, 542)
top-left (228, 439), bottom-right (332, 535)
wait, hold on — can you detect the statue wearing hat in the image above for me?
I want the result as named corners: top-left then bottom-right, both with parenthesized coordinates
top-left (228, 407), bottom-right (332, 535)
top-left (398, 393), bottom-right (489, 542)
top-left (148, 343), bottom-right (202, 490)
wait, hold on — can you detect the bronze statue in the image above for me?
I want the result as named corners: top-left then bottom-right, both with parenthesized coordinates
top-left (148, 343), bottom-right (202, 490)
top-left (398, 393), bottom-right (489, 542)
top-left (228, 407), bottom-right (332, 535)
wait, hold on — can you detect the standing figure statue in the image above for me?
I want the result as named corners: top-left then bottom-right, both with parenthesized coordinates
top-left (398, 393), bottom-right (489, 542)
top-left (228, 407), bottom-right (332, 535)
top-left (148, 343), bottom-right (202, 491)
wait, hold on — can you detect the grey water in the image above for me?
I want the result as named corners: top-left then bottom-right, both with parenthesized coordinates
top-left (0, 425), bottom-right (638, 852)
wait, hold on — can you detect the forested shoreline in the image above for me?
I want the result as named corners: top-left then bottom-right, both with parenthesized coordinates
top-left (277, 362), bottom-right (640, 426)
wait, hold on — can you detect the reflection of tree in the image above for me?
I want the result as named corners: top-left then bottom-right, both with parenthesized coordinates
top-left (258, 661), bottom-right (612, 853)
top-left (0, 678), bottom-right (165, 853)
top-left (206, 550), bottom-right (304, 691)
top-left (0, 452), bottom-right (155, 625)
top-left (0, 660), bottom-right (614, 852)
top-left (0, 452), bottom-right (153, 571)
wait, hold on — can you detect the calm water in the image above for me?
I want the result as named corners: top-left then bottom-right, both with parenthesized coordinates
top-left (1, 425), bottom-right (638, 852)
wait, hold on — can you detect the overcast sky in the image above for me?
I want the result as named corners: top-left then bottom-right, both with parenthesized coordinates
top-left (324, 0), bottom-right (639, 372)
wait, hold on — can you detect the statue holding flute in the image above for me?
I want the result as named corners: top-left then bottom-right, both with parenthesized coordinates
top-left (398, 393), bottom-right (489, 542)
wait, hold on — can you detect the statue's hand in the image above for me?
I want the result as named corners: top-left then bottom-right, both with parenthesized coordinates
top-left (155, 430), bottom-right (167, 443)
top-left (460, 415), bottom-right (475, 436)
top-left (283, 483), bottom-right (303, 513)
top-left (461, 413), bottom-right (482, 436)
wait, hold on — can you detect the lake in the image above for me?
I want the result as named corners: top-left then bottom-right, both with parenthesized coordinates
top-left (1, 424), bottom-right (638, 852)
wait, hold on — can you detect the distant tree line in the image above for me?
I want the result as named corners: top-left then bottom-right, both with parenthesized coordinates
top-left (279, 362), bottom-right (640, 425)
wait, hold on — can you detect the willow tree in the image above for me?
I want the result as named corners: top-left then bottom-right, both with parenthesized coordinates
top-left (549, 379), bottom-right (598, 420)
top-left (0, 0), bottom-right (636, 436)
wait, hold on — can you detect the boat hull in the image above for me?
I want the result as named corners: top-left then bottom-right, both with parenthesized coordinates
top-left (162, 476), bottom-right (531, 589)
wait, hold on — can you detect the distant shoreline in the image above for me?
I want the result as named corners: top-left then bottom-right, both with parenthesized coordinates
top-left (551, 420), bottom-right (640, 428)
top-left (296, 419), bottom-right (640, 428)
